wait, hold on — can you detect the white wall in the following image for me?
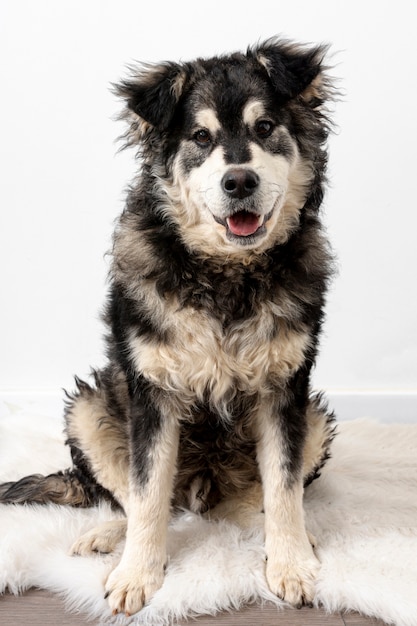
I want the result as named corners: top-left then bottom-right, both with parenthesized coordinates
top-left (1, 1), bottom-right (416, 410)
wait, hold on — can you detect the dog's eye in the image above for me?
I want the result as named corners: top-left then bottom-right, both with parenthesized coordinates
top-left (193, 129), bottom-right (212, 146)
top-left (255, 120), bottom-right (274, 138)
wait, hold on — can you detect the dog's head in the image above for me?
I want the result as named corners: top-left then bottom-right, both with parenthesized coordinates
top-left (116, 39), bottom-right (332, 256)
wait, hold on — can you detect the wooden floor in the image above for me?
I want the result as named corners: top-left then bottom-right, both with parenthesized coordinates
top-left (1, 589), bottom-right (389, 625)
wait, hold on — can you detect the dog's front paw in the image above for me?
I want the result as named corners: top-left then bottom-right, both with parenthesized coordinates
top-left (105, 561), bottom-right (165, 616)
top-left (266, 544), bottom-right (320, 608)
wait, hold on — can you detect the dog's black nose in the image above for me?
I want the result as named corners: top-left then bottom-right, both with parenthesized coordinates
top-left (221, 168), bottom-right (260, 199)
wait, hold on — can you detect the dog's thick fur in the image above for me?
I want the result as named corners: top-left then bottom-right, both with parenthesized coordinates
top-left (1, 39), bottom-right (336, 615)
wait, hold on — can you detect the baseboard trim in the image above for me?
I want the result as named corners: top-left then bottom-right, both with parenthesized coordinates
top-left (0, 390), bottom-right (416, 424)
top-left (326, 391), bottom-right (417, 423)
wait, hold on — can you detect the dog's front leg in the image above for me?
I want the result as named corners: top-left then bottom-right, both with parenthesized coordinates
top-left (255, 390), bottom-right (320, 608)
top-left (105, 389), bottom-right (180, 616)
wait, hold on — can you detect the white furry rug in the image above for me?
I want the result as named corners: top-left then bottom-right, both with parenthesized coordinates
top-left (1, 403), bottom-right (417, 626)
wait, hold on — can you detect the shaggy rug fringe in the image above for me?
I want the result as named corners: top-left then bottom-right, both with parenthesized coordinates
top-left (1, 406), bottom-right (417, 626)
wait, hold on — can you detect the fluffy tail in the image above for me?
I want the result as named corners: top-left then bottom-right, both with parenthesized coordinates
top-left (0, 469), bottom-right (107, 507)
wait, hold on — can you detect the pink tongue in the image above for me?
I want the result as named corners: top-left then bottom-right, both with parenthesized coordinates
top-left (227, 212), bottom-right (261, 236)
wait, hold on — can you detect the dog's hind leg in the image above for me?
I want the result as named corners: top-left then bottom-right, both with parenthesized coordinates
top-left (302, 393), bottom-right (336, 486)
top-left (64, 370), bottom-right (132, 555)
top-left (70, 519), bottom-right (127, 556)
top-left (0, 368), bottom-right (131, 556)
top-left (0, 367), bottom-right (130, 510)
top-left (64, 369), bottom-right (130, 510)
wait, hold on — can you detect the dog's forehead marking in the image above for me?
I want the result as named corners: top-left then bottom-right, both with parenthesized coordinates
top-left (243, 100), bottom-right (266, 126)
top-left (195, 108), bottom-right (221, 134)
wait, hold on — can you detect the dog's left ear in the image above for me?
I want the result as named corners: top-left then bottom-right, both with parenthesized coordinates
top-left (115, 62), bottom-right (190, 131)
top-left (253, 39), bottom-right (329, 104)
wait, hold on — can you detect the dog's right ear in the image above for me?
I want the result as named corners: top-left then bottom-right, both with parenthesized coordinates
top-left (115, 62), bottom-right (190, 132)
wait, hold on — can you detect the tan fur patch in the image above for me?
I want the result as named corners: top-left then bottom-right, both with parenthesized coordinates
top-left (303, 400), bottom-right (335, 478)
top-left (66, 394), bottom-right (130, 509)
top-left (129, 300), bottom-right (310, 411)
top-left (208, 481), bottom-right (264, 528)
top-left (301, 74), bottom-right (322, 105)
top-left (170, 69), bottom-right (189, 101)
top-left (242, 99), bottom-right (266, 126)
top-left (195, 108), bottom-right (221, 135)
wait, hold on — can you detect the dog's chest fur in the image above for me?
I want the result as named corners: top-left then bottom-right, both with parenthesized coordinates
top-left (111, 218), bottom-right (318, 408)
top-left (129, 295), bottom-right (310, 404)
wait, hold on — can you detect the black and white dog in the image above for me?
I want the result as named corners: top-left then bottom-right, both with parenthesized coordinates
top-left (1, 39), bottom-right (336, 615)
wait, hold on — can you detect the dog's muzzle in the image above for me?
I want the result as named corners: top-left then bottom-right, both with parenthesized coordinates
top-left (214, 168), bottom-right (272, 241)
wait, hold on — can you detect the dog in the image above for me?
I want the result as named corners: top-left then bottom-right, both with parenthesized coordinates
top-left (0, 38), bottom-right (336, 616)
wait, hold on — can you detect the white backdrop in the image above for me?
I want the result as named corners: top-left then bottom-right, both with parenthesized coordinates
top-left (1, 1), bottom-right (416, 403)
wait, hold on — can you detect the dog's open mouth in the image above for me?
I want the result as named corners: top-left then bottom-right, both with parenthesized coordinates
top-left (226, 211), bottom-right (263, 236)
top-left (214, 210), bottom-right (273, 242)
